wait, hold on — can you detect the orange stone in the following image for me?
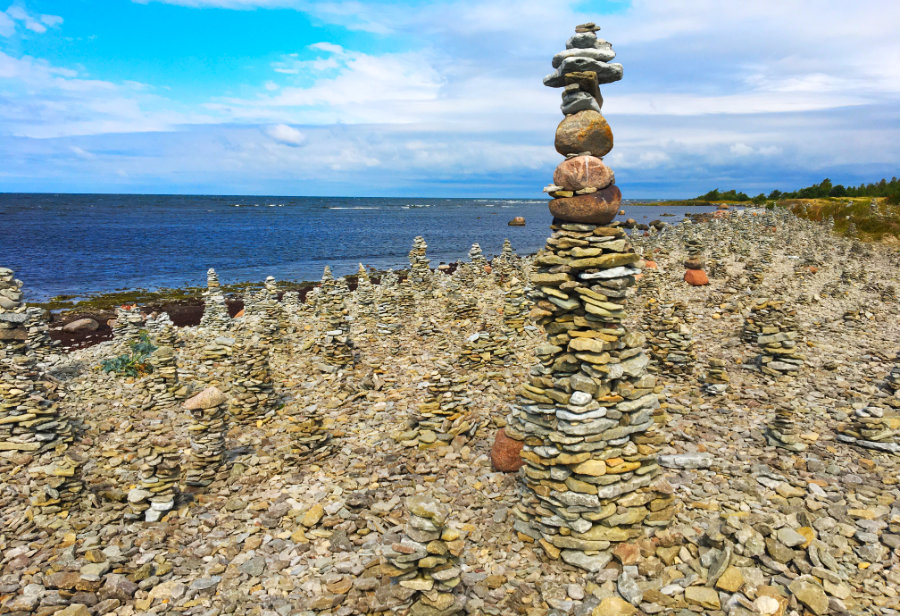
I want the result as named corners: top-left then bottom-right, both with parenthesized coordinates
top-left (491, 429), bottom-right (524, 472)
top-left (684, 269), bottom-right (709, 286)
top-left (643, 260), bottom-right (658, 269)
top-left (552, 155), bottom-right (614, 191)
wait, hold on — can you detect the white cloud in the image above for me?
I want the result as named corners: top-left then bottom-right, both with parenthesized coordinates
top-left (69, 145), bottom-right (94, 159)
top-left (3, 5), bottom-right (62, 35)
top-left (265, 123), bottom-right (306, 146)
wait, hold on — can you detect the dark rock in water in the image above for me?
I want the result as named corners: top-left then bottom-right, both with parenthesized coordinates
top-left (507, 217), bottom-right (526, 226)
top-left (621, 218), bottom-right (636, 228)
top-left (549, 186), bottom-right (621, 224)
top-left (555, 110), bottom-right (613, 157)
top-left (553, 155), bottom-right (614, 192)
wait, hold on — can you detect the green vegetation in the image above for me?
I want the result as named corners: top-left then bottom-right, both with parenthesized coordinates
top-left (100, 331), bottom-right (157, 377)
top-left (695, 177), bottom-right (900, 204)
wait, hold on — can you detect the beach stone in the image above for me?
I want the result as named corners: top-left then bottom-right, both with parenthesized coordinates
top-left (549, 186), bottom-right (621, 224)
top-left (789, 577), bottom-right (828, 615)
top-left (683, 269), bottom-right (709, 286)
top-left (685, 586), bottom-right (720, 610)
top-left (63, 318), bottom-right (99, 332)
top-left (184, 386), bottom-right (226, 410)
top-left (553, 155), bottom-right (615, 192)
top-left (54, 605), bottom-right (92, 616)
top-left (555, 110), bottom-right (613, 157)
top-left (491, 429), bottom-right (524, 472)
top-left (591, 596), bottom-right (637, 616)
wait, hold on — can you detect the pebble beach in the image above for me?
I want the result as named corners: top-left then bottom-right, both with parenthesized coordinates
top-left (2, 22), bottom-right (900, 616)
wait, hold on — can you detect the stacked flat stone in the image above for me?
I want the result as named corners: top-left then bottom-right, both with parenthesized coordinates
top-left (382, 495), bottom-right (465, 616)
top-left (0, 355), bottom-right (73, 454)
top-left (506, 24), bottom-right (673, 572)
top-left (183, 386), bottom-right (228, 488)
top-left (318, 269), bottom-right (355, 367)
top-left (287, 405), bottom-right (333, 461)
top-left (408, 236), bottom-right (433, 293)
top-left (0, 267), bottom-right (26, 357)
top-left (886, 359), bottom-right (900, 408)
top-left (492, 239), bottom-right (516, 282)
top-left (375, 270), bottom-right (402, 335)
top-left (112, 306), bottom-right (144, 345)
top-left (126, 436), bottom-right (180, 522)
top-left (199, 337), bottom-right (232, 372)
top-left (766, 401), bottom-right (808, 452)
top-left (836, 406), bottom-right (900, 454)
top-left (743, 300), bottom-right (804, 378)
top-left (446, 276), bottom-right (479, 323)
top-left (200, 268), bottom-right (231, 330)
top-left (148, 345), bottom-right (180, 411)
top-left (458, 330), bottom-right (509, 369)
top-left (645, 301), bottom-right (696, 377)
top-left (406, 362), bottom-right (475, 449)
top-left (501, 277), bottom-right (530, 333)
top-left (29, 449), bottom-right (85, 512)
top-left (23, 307), bottom-right (54, 361)
top-left (228, 334), bottom-right (275, 422)
top-left (701, 358), bottom-right (730, 396)
top-left (354, 264), bottom-right (375, 314)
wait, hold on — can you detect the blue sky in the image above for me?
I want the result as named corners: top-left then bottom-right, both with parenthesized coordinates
top-left (1, 0), bottom-right (898, 198)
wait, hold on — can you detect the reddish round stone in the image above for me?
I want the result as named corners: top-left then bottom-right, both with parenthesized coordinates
top-left (552, 155), bottom-right (615, 191)
top-left (549, 185), bottom-right (621, 224)
top-left (684, 269), bottom-right (709, 286)
top-left (491, 429), bottom-right (524, 472)
top-left (643, 260), bottom-right (658, 269)
top-left (555, 110), bottom-right (614, 157)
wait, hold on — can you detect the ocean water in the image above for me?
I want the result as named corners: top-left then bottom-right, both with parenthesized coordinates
top-left (0, 194), bottom-right (714, 301)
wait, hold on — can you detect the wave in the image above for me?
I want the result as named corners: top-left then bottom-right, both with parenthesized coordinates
top-left (232, 203), bottom-right (285, 207)
top-left (328, 206), bottom-right (383, 210)
top-left (401, 204), bottom-right (433, 209)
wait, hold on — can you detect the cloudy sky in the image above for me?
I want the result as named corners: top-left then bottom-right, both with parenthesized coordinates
top-left (1, 0), bottom-right (898, 198)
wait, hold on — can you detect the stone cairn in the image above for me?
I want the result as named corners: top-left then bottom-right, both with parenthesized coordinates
top-left (0, 267), bottom-right (26, 357)
top-left (144, 313), bottom-right (185, 411)
top-left (228, 333), bottom-right (275, 423)
top-left (317, 268), bottom-right (355, 368)
top-left (493, 238), bottom-right (517, 282)
top-left (456, 244), bottom-right (488, 289)
top-left (700, 357), bottom-right (730, 396)
top-left (645, 301), bottom-right (696, 377)
top-left (506, 24), bottom-right (672, 572)
top-left (682, 236), bottom-right (709, 286)
top-left (183, 386), bottom-right (228, 489)
top-left (200, 268), bottom-right (231, 331)
top-left (286, 404), bottom-right (333, 461)
top-left (743, 299), bottom-right (804, 379)
top-left (405, 361), bottom-right (475, 450)
top-left (126, 435), bottom-right (180, 522)
top-left (23, 307), bottom-right (54, 361)
top-left (458, 329), bottom-right (509, 370)
top-left (112, 305), bottom-right (145, 345)
top-left (354, 264), bottom-right (376, 325)
top-left (501, 277), bottom-right (530, 334)
top-left (382, 495), bottom-right (465, 615)
top-left (375, 270), bottom-right (402, 335)
top-left (408, 236), bottom-right (433, 295)
top-left (836, 357), bottom-right (900, 453)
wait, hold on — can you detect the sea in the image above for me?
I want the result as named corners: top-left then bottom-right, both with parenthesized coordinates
top-left (0, 194), bottom-right (717, 302)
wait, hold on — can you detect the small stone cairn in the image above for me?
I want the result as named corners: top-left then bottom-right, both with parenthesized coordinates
top-left (317, 268), bottom-right (355, 367)
top-left (228, 333), bottom-right (275, 422)
top-left (836, 357), bottom-right (900, 453)
top-left (408, 236), bottom-right (433, 295)
top-left (0, 267), bottom-right (26, 357)
top-left (183, 386), bottom-right (228, 489)
top-left (501, 277), bottom-right (530, 334)
top-left (375, 270), bottom-right (402, 335)
top-left (700, 357), bottom-right (730, 396)
top-left (127, 435), bottom-right (180, 522)
top-left (645, 301), bottom-right (696, 377)
top-left (743, 299), bottom-right (804, 378)
top-left (382, 495), bottom-right (465, 616)
top-left (506, 24), bottom-right (672, 572)
top-left (200, 268), bottom-right (231, 331)
top-left (29, 449), bottom-right (86, 512)
top-left (112, 305), bottom-right (144, 345)
top-left (405, 362), bottom-right (475, 449)
top-left (353, 263), bottom-right (376, 324)
top-left (286, 404), bottom-right (333, 461)
top-left (0, 355), bottom-right (74, 455)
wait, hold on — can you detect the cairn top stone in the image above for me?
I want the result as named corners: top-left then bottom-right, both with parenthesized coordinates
top-left (184, 386), bottom-right (226, 410)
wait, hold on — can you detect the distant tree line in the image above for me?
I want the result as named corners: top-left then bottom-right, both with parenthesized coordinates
top-left (696, 177), bottom-right (900, 205)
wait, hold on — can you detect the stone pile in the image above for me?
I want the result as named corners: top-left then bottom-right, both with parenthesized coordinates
top-left (112, 305), bottom-right (144, 345)
top-left (458, 330), bottom-right (509, 369)
top-left (407, 236), bottom-right (432, 293)
top-left (23, 307), bottom-right (54, 360)
top-left (147, 344), bottom-right (181, 411)
top-left (492, 239), bottom-right (516, 282)
top-left (126, 436), bottom-right (181, 522)
top-left (382, 495), bottom-right (465, 616)
top-left (836, 406), bottom-right (900, 453)
top-left (286, 404), bottom-right (332, 461)
top-left (183, 386), bottom-right (228, 489)
top-left (0, 266), bottom-right (26, 357)
top-left (501, 277), bottom-right (529, 334)
top-left (28, 449), bottom-right (85, 512)
top-left (743, 299), bottom-right (804, 378)
top-left (200, 268), bottom-right (231, 330)
top-left (765, 400), bottom-right (808, 452)
top-left (405, 362), bottom-right (475, 449)
top-left (228, 333), bottom-right (275, 422)
top-left (0, 355), bottom-right (73, 454)
top-left (506, 25), bottom-right (673, 572)
top-left (375, 270), bottom-right (402, 335)
top-left (700, 357), bottom-right (730, 396)
top-left (317, 268), bottom-right (354, 368)
top-left (446, 276), bottom-right (479, 323)
top-left (353, 264), bottom-right (375, 321)
top-left (645, 300), bottom-right (696, 377)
